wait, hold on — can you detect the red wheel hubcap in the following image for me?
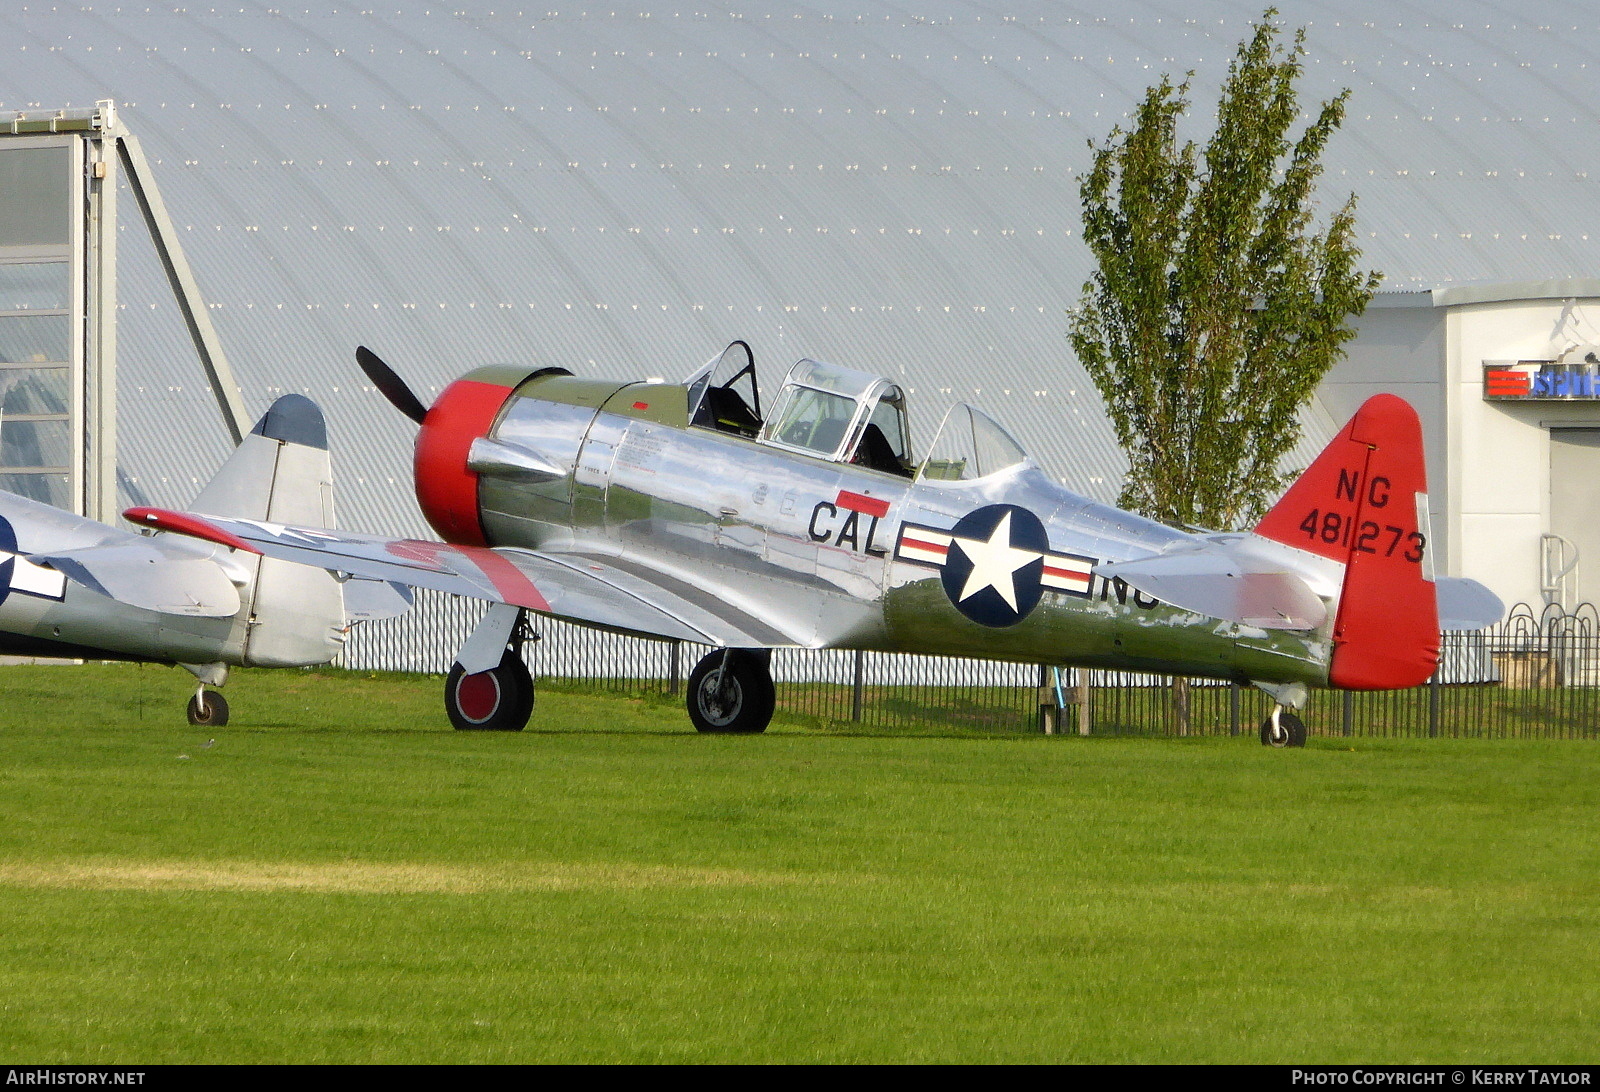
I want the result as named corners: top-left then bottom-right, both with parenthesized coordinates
top-left (457, 672), bottom-right (501, 722)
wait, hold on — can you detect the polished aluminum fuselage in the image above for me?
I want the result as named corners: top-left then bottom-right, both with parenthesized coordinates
top-left (0, 490), bottom-right (250, 666)
top-left (473, 378), bottom-right (1332, 687)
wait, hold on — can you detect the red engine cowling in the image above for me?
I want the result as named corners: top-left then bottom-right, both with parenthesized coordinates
top-left (413, 368), bottom-right (529, 546)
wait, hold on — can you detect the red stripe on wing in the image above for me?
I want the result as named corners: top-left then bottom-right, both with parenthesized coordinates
top-left (383, 539), bottom-right (550, 612)
top-left (470, 550), bottom-right (553, 613)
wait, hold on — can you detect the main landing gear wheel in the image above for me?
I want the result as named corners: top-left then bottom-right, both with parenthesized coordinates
top-left (186, 690), bottom-right (229, 727)
top-left (687, 649), bottom-right (775, 734)
top-left (445, 649), bottom-right (535, 731)
top-left (1260, 708), bottom-right (1307, 748)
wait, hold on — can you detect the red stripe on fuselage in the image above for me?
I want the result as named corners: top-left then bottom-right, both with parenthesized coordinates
top-left (836, 490), bottom-right (891, 519)
top-left (1042, 563), bottom-right (1088, 579)
top-left (902, 536), bottom-right (948, 556)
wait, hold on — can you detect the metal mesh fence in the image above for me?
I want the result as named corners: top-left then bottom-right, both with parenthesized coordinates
top-left (339, 593), bottom-right (1600, 739)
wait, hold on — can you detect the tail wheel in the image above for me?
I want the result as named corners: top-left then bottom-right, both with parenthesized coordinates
top-left (186, 691), bottom-right (230, 727)
top-left (1260, 710), bottom-right (1307, 748)
top-left (445, 649), bottom-right (534, 731)
top-left (687, 649), bottom-right (774, 734)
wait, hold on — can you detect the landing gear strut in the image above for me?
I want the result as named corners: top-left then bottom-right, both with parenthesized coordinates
top-left (1259, 705), bottom-right (1307, 748)
top-left (186, 686), bottom-right (229, 727)
top-left (687, 649), bottom-right (775, 734)
top-left (1252, 681), bottom-right (1309, 748)
top-left (444, 611), bottom-right (537, 731)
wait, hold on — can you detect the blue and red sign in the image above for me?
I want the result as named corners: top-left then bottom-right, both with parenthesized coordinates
top-left (1484, 363), bottom-right (1600, 400)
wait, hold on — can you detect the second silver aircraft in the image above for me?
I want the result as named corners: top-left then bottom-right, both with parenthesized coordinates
top-left (133, 341), bottom-right (1501, 744)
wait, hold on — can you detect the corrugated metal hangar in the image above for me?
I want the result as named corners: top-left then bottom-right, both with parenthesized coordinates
top-left (3, 0), bottom-right (1600, 658)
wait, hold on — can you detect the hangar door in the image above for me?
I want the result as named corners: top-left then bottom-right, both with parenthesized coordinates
top-left (1548, 429), bottom-right (1600, 610)
top-left (1, 102), bottom-right (250, 522)
top-left (0, 137), bottom-right (79, 512)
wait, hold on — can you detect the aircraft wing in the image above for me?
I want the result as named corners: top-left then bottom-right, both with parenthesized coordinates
top-left (31, 540), bottom-right (242, 618)
top-left (123, 507), bottom-right (797, 647)
top-left (1093, 545), bottom-right (1329, 630)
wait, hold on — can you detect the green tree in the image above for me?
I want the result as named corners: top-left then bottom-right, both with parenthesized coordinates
top-left (1068, 8), bottom-right (1381, 532)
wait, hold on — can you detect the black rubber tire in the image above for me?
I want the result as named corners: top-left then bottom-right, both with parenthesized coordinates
top-left (687, 649), bottom-right (775, 734)
top-left (1260, 710), bottom-right (1307, 748)
top-left (186, 691), bottom-right (230, 727)
top-left (445, 650), bottom-right (534, 731)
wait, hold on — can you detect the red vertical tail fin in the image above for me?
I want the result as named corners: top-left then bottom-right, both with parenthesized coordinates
top-left (1254, 394), bottom-right (1439, 690)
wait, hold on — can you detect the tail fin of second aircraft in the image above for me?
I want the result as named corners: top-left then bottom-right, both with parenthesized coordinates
top-left (188, 395), bottom-right (356, 667)
top-left (191, 395), bottom-right (334, 526)
top-left (1254, 394), bottom-right (1440, 690)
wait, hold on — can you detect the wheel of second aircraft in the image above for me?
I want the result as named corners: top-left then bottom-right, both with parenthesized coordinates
top-left (445, 650), bottom-right (534, 732)
top-left (687, 649), bottom-right (775, 734)
top-left (1259, 710), bottom-right (1308, 748)
top-left (186, 691), bottom-right (230, 727)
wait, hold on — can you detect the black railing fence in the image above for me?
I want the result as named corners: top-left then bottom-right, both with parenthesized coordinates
top-left (340, 594), bottom-right (1600, 739)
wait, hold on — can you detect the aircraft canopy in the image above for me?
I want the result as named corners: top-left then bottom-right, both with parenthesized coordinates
top-left (761, 358), bottom-right (913, 476)
top-left (917, 403), bottom-right (1030, 482)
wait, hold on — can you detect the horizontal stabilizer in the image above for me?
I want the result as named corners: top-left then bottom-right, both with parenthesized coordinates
top-left (1094, 545), bottom-right (1327, 630)
top-left (1437, 577), bottom-right (1503, 631)
top-left (34, 542), bottom-right (241, 617)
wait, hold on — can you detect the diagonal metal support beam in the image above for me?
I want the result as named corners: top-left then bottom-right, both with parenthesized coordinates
top-left (115, 131), bottom-right (248, 445)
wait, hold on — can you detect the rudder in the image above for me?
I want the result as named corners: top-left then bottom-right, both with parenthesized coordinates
top-left (1254, 394), bottom-right (1439, 689)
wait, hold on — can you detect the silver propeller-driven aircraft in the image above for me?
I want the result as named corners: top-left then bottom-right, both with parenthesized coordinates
top-left (0, 394), bottom-right (408, 724)
top-left (129, 342), bottom-right (1501, 744)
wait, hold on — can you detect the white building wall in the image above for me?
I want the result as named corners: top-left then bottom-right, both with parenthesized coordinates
top-left (1321, 288), bottom-right (1600, 615)
top-left (1318, 302), bottom-right (1448, 558)
top-left (1447, 299), bottom-right (1600, 612)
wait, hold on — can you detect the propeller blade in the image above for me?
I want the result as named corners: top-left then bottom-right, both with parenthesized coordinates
top-left (356, 345), bottom-right (429, 425)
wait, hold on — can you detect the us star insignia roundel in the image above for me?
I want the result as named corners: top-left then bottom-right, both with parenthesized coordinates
top-left (0, 515), bottom-right (14, 611)
top-left (0, 514), bottom-right (67, 611)
top-left (893, 504), bottom-right (1096, 627)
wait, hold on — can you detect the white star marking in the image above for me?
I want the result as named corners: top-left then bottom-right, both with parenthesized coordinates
top-left (228, 517), bottom-right (339, 546)
top-left (952, 512), bottom-right (1040, 611)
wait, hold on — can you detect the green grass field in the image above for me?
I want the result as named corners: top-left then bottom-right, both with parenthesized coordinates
top-left (1, 663), bottom-right (1597, 1063)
